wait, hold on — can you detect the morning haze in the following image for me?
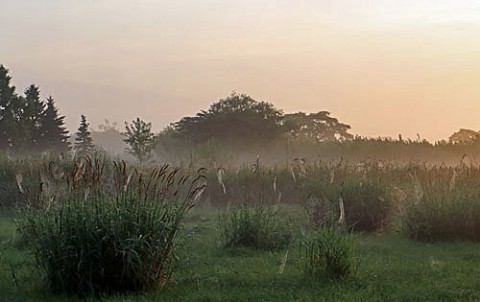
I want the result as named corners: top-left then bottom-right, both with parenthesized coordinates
top-left (5, 2), bottom-right (480, 301)
top-left (2, 0), bottom-right (480, 141)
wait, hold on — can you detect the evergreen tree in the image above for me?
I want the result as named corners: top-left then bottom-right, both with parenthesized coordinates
top-left (74, 114), bottom-right (94, 156)
top-left (0, 65), bottom-right (19, 150)
top-left (8, 95), bottom-right (26, 150)
top-left (21, 85), bottom-right (45, 151)
top-left (39, 96), bottom-right (70, 153)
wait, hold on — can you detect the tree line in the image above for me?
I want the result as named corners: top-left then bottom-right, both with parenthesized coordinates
top-left (0, 65), bottom-right (99, 156)
top-left (160, 92), bottom-right (352, 146)
top-left (0, 65), bottom-right (70, 153)
top-left (1, 64), bottom-right (354, 161)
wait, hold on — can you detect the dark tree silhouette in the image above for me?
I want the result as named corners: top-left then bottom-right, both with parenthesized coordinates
top-left (282, 111), bottom-right (353, 141)
top-left (39, 96), bottom-right (70, 153)
top-left (0, 65), bottom-right (19, 150)
top-left (74, 114), bottom-right (94, 156)
top-left (1, 65), bottom-right (72, 154)
top-left (174, 92), bottom-right (283, 144)
top-left (449, 129), bottom-right (480, 144)
top-left (21, 85), bottom-right (46, 151)
top-left (122, 117), bottom-right (156, 161)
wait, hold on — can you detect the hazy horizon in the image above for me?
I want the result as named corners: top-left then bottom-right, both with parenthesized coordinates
top-left (2, 0), bottom-right (480, 141)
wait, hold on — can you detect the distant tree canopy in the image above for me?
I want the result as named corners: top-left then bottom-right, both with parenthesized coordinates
top-left (170, 92), bottom-right (352, 145)
top-left (0, 64), bottom-right (70, 153)
top-left (449, 129), bottom-right (480, 144)
top-left (174, 92), bottom-right (284, 144)
top-left (283, 111), bottom-right (353, 141)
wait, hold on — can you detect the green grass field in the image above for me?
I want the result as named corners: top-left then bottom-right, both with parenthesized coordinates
top-left (1, 207), bottom-right (480, 302)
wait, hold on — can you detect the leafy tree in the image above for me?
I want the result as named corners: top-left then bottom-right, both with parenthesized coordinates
top-left (39, 96), bottom-right (70, 152)
top-left (74, 115), bottom-right (95, 156)
top-left (122, 118), bottom-right (156, 161)
top-left (282, 111), bottom-right (353, 141)
top-left (174, 92), bottom-right (283, 144)
top-left (448, 129), bottom-right (480, 144)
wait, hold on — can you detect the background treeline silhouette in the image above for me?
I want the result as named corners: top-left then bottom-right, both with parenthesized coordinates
top-left (3, 63), bottom-right (480, 165)
top-left (0, 65), bottom-right (69, 153)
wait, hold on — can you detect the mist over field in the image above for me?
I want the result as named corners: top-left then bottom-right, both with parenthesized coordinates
top-left (3, 2), bottom-right (480, 301)
top-left (2, 0), bottom-right (480, 143)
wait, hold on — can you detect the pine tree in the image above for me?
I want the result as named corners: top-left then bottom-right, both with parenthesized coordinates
top-left (21, 85), bottom-right (45, 151)
top-left (39, 96), bottom-right (70, 153)
top-left (74, 114), bottom-right (94, 156)
top-left (0, 65), bottom-right (19, 150)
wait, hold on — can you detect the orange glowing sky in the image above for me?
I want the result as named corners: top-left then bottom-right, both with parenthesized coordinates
top-left (2, 0), bottom-right (480, 141)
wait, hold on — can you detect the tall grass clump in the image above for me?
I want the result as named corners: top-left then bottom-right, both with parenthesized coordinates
top-left (304, 224), bottom-right (357, 280)
top-left (17, 158), bottom-right (206, 297)
top-left (401, 190), bottom-right (480, 241)
top-left (340, 177), bottom-right (391, 232)
top-left (219, 204), bottom-right (292, 251)
top-left (306, 174), bottom-right (391, 232)
top-left (400, 164), bottom-right (480, 241)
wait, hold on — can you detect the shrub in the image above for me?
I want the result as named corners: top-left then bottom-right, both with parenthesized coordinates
top-left (340, 177), bottom-right (391, 232)
top-left (306, 177), bottom-right (391, 232)
top-left (17, 160), bottom-right (206, 297)
top-left (304, 225), bottom-right (357, 279)
top-left (219, 204), bottom-right (292, 251)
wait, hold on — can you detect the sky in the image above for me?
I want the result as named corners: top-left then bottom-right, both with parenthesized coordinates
top-left (2, 0), bottom-right (480, 141)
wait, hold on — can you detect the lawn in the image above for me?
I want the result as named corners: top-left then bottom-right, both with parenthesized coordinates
top-left (1, 207), bottom-right (480, 302)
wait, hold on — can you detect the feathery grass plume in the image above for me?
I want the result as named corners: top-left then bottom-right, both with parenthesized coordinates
top-left (276, 192), bottom-right (282, 204)
top-left (338, 196), bottom-right (345, 228)
top-left (278, 250), bottom-right (289, 274)
top-left (217, 167), bottom-right (226, 195)
top-left (329, 168), bottom-right (335, 184)
top-left (449, 169), bottom-right (457, 192)
top-left (15, 174), bottom-right (24, 194)
top-left (290, 165), bottom-right (296, 183)
top-left (409, 171), bottom-right (424, 204)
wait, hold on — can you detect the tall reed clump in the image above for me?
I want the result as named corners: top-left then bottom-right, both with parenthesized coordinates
top-left (0, 153), bottom-right (69, 209)
top-left (340, 177), bottom-right (391, 232)
top-left (17, 157), bottom-right (206, 297)
top-left (306, 170), bottom-right (391, 232)
top-left (400, 164), bottom-right (480, 241)
top-left (219, 203), bottom-right (292, 251)
top-left (304, 224), bottom-right (357, 280)
top-left (401, 189), bottom-right (480, 241)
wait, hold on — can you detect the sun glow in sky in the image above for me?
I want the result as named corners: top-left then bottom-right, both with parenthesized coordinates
top-left (2, 0), bottom-right (480, 141)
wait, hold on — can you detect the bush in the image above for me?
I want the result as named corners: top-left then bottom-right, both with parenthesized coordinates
top-left (401, 189), bottom-right (480, 241)
top-left (17, 160), bottom-right (206, 297)
top-left (219, 204), bottom-right (292, 251)
top-left (341, 177), bottom-right (391, 232)
top-left (304, 225), bottom-right (357, 279)
top-left (306, 177), bottom-right (391, 232)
